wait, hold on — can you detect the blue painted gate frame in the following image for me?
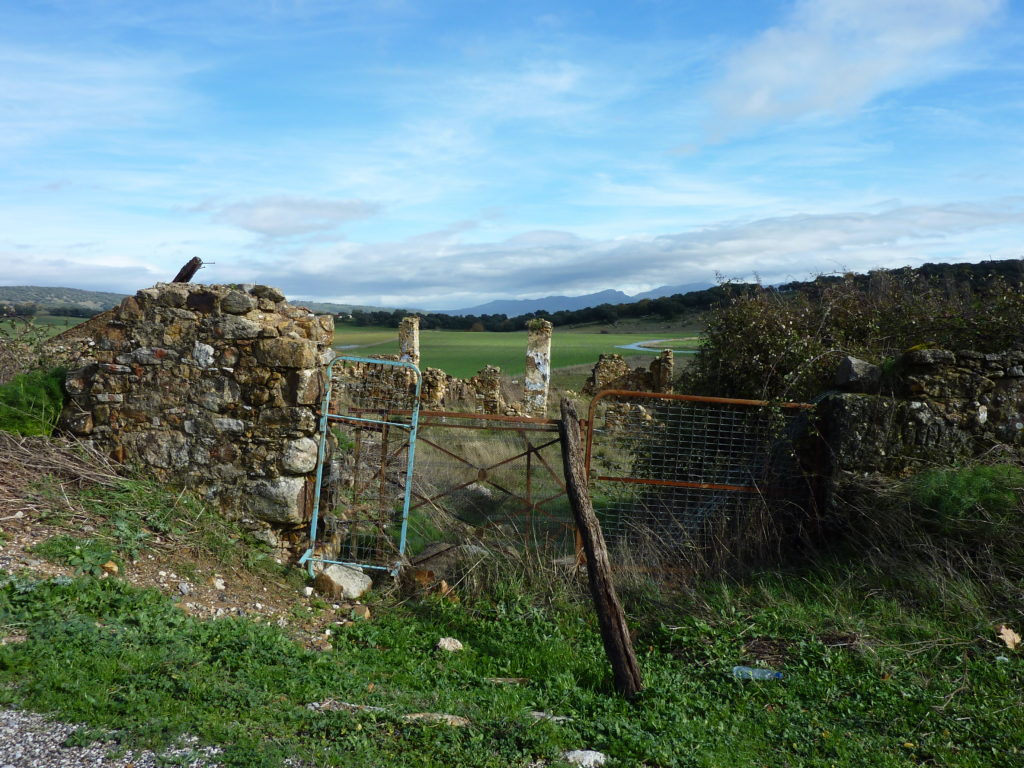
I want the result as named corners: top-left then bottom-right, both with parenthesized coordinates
top-left (299, 355), bottom-right (422, 577)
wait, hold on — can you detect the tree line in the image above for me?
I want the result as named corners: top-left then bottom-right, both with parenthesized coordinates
top-left (1, 302), bottom-right (104, 319)
top-left (344, 284), bottom-right (753, 331)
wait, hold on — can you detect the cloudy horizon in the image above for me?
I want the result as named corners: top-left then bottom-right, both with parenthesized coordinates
top-left (1, 0), bottom-right (1022, 310)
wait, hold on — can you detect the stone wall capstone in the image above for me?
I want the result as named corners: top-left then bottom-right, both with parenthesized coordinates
top-left (58, 282), bottom-right (334, 555)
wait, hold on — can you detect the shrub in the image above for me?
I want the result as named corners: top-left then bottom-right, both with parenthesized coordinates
top-left (683, 269), bottom-right (1024, 401)
top-left (0, 366), bottom-right (66, 435)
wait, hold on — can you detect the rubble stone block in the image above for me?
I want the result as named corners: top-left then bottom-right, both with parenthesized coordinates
top-left (221, 290), bottom-right (257, 314)
top-left (256, 337), bottom-right (318, 369)
top-left (206, 316), bottom-right (262, 341)
top-left (251, 285), bottom-right (286, 302)
top-left (243, 475), bottom-right (308, 524)
top-left (282, 436), bottom-right (319, 474)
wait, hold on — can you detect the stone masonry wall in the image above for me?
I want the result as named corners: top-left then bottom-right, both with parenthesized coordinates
top-left (59, 282), bottom-right (334, 556)
top-left (819, 348), bottom-right (1024, 477)
top-left (581, 350), bottom-right (674, 396)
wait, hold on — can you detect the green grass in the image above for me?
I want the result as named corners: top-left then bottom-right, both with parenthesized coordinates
top-left (34, 314), bottom-right (90, 337)
top-left (29, 471), bottom-right (295, 584)
top-left (1, 314), bottom-right (89, 339)
top-left (1, 563), bottom-right (1020, 768)
top-left (0, 367), bottom-right (66, 435)
top-left (4, 458), bottom-right (1024, 766)
top-left (907, 464), bottom-right (1024, 529)
top-left (334, 325), bottom-right (701, 378)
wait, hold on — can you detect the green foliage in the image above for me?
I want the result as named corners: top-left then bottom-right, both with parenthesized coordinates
top-left (684, 268), bottom-right (1024, 400)
top-left (330, 427), bottom-right (355, 453)
top-left (30, 536), bottom-right (117, 577)
top-left (0, 367), bottom-right (66, 435)
top-left (32, 473), bottom-right (280, 577)
top-left (905, 464), bottom-right (1024, 543)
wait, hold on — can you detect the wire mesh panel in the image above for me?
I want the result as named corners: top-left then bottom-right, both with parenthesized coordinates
top-left (301, 356), bottom-right (421, 576)
top-left (406, 412), bottom-right (574, 557)
top-left (584, 390), bottom-right (813, 566)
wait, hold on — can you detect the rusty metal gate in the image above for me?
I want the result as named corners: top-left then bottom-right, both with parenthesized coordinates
top-left (301, 355), bottom-right (421, 576)
top-left (584, 390), bottom-right (813, 565)
top-left (405, 411), bottom-right (574, 556)
top-left (302, 362), bottom-right (814, 575)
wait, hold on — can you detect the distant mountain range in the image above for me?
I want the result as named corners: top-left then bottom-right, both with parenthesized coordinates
top-left (1, 282), bottom-right (712, 318)
top-left (294, 300), bottom-right (405, 315)
top-left (436, 282), bottom-right (712, 316)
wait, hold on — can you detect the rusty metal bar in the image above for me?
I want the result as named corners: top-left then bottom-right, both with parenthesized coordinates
top-left (595, 475), bottom-right (759, 494)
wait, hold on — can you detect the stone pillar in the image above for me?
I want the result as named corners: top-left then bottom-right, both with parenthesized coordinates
top-left (524, 319), bottom-right (553, 415)
top-left (651, 349), bottom-right (674, 393)
top-left (469, 365), bottom-right (504, 414)
top-left (398, 316), bottom-right (420, 368)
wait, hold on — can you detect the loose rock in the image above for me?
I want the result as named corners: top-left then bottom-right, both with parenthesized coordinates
top-left (563, 750), bottom-right (607, 767)
top-left (313, 564), bottom-right (372, 600)
top-left (436, 637), bottom-right (464, 653)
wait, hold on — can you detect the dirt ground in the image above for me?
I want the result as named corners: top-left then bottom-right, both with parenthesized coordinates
top-left (0, 432), bottom-right (378, 652)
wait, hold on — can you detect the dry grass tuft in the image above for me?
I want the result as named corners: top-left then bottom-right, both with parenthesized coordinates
top-left (0, 431), bottom-right (119, 517)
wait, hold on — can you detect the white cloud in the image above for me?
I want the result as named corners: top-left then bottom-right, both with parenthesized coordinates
top-left (707, 0), bottom-right (1003, 138)
top-left (0, 46), bottom-right (197, 151)
top-left (202, 195), bottom-right (381, 237)
top-left (240, 197), bottom-right (1024, 308)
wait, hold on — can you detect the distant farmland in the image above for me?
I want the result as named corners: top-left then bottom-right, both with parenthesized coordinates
top-left (333, 324), bottom-right (700, 378)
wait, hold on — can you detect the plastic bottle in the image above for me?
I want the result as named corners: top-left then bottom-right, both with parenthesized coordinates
top-left (732, 665), bottom-right (783, 680)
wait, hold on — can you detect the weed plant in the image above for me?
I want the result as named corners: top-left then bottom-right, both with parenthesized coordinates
top-left (2, 541), bottom-right (1022, 768)
top-left (0, 318), bottom-right (52, 386)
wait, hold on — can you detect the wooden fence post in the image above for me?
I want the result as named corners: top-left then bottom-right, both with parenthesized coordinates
top-left (559, 396), bottom-right (643, 699)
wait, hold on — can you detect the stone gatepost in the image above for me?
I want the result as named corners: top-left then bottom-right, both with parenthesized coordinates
top-left (398, 316), bottom-right (420, 368)
top-left (524, 319), bottom-right (553, 415)
top-left (652, 349), bottom-right (674, 393)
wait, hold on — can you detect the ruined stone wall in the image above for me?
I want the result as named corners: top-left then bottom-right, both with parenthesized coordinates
top-left (581, 350), bottom-right (674, 396)
top-left (59, 282), bottom-right (334, 555)
top-left (820, 348), bottom-right (1024, 477)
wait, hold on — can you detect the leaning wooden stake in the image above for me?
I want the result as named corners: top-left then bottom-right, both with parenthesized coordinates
top-left (559, 397), bottom-right (643, 699)
top-left (172, 257), bottom-right (203, 283)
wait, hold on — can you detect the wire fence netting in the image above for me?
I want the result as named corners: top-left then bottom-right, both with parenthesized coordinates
top-left (407, 413), bottom-right (574, 557)
top-left (584, 391), bottom-right (815, 570)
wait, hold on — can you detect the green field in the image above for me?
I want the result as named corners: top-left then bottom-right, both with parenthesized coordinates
top-left (2, 314), bottom-right (89, 340)
top-left (334, 324), bottom-right (702, 378)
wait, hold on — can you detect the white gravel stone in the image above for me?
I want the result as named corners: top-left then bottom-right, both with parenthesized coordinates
top-left (0, 708), bottom-right (223, 767)
top-left (563, 750), bottom-right (607, 767)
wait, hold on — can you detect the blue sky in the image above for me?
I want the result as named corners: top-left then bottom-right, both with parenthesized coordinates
top-left (1, 0), bottom-right (1022, 309)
